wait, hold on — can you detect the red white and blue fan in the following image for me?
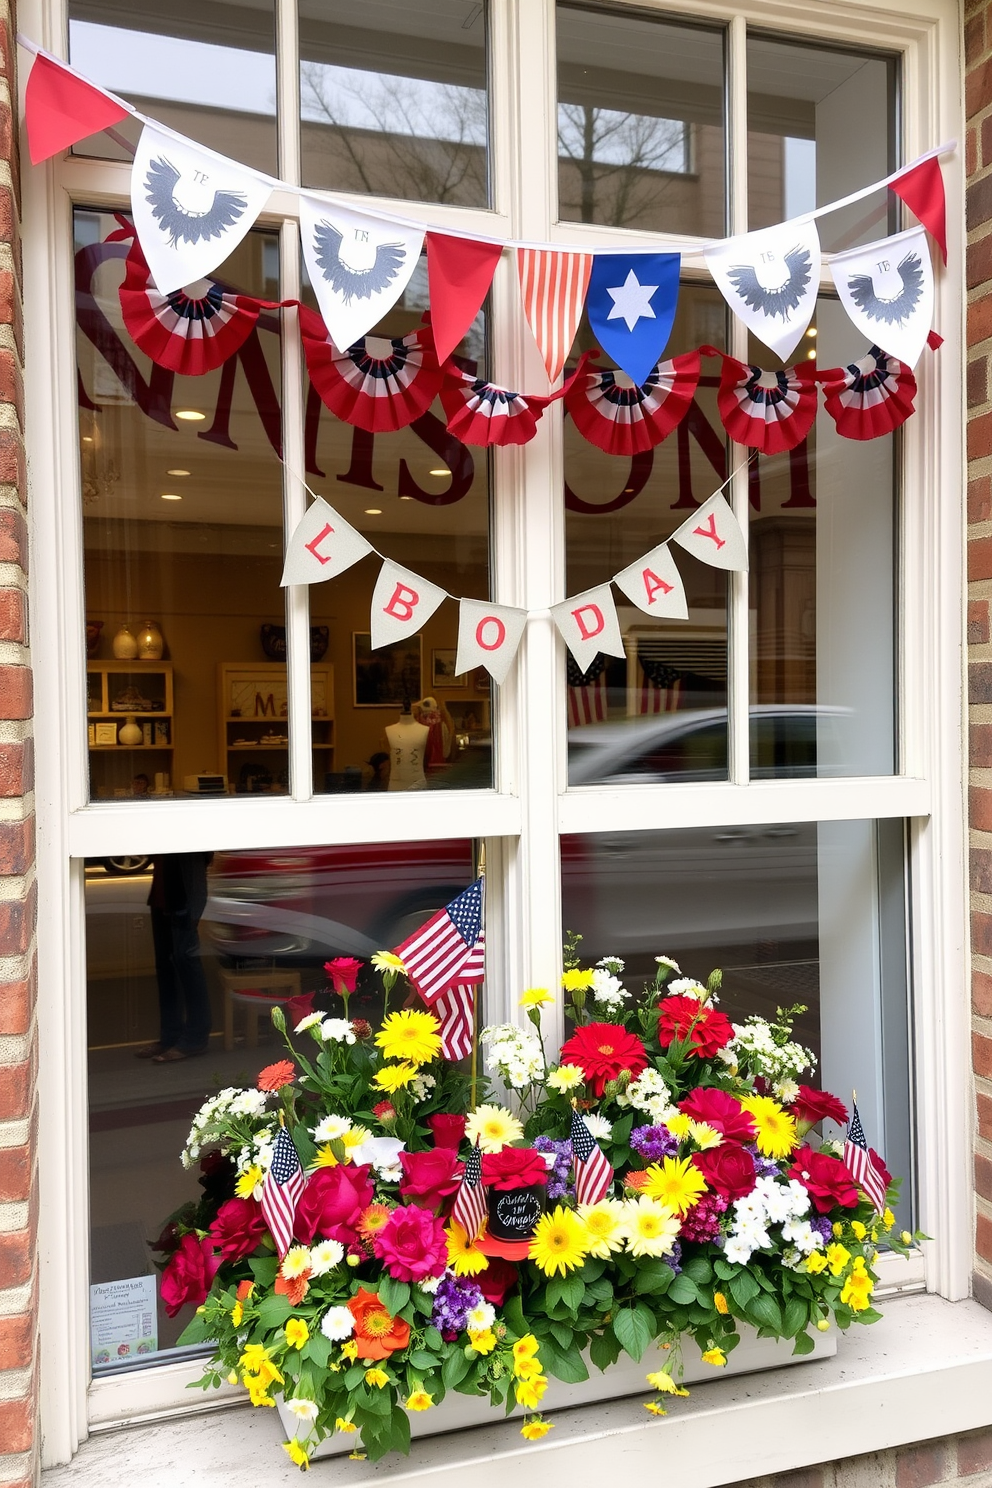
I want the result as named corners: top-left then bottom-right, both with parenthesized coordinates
top-left (707, 349), bottom-right (819, 454)
top-left (440, 351), bottom-right (592, 448)
top-left (118, 238), bottom-right (277, 376)
top-left (565, 350), bottom-right (700, 456)
top-left (300, 306), bottom-right (443, 434)
top-left (817, 345), bottom-right (917, 442)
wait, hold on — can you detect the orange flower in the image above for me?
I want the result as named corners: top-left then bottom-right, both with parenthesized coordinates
top-left (257, 1060), bottom-right (296, 1092)
top-left (624, 1170), bottom-right (652, 1192)
top-left (236, 1280), bottom-right (255, 1301)
top-left (346, 1287), bottom-right (411, 1361)
top-left (274, 1268), bottom-right (311, 1307)
top-left (357, 1204), bottom-right (392, 1243)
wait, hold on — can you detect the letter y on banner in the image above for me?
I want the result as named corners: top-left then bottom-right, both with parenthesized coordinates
top-left (281, 497), bottom-right (375, 586)
top-left (670, 491), bottom-right (748, 571)
top-left (456, 599), bottom-right (528, 686)
top-left (371, 560), bottom-right (446, 649)
top-left (551, 584), bottom-right (625, 672)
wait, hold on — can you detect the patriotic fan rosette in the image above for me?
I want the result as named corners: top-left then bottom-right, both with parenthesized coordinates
top-left (817, 345), bottom-right (918, 441)
top-left (300, 307), bottom-right (444, 434)
top-left (158, 924), bottom-right (917, 1466)
top-left (705, 348), bottom-right (819, 455)
top-left (440, 352), bottom-right (593, 448)
top-left (565, 351), bottom-right (701, 456)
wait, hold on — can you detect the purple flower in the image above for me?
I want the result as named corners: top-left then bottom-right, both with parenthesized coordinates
top-left (745, 1143), bottom-right (781, 1178)
top-left (667, 1241), bottom-right (683, 1276)
top-left (810, 1214), bottom-right (834, 1243)
top-left (631, 1124), bottom-right (678, 1162)
top-left (535, 1137), bottom-right (574, 1202)
top-left (430, 1273), bottom-right (483, 1336)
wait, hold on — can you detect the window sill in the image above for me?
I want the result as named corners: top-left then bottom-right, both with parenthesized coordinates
top-left (47, 1293), bottom-right (992, 1488)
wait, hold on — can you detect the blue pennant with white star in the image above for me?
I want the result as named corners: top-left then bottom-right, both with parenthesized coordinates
top-left (586, 252), bottom-right (681, 387)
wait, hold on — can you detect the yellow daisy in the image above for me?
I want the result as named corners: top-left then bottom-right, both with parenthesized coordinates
top-left (546, 1065), bottom-right (585, 1094)
top-left (468, 1328), bottom-right (497, 1355)
top-left (520, 1418), bottom-right (553, 1440)
top-left (646, 1370), bottom-right (689, 1397)
top-left (285, 1319), bottom-right (309, 1350)
top-left (371, 950), bottom-right (406, 976)
top-left (311, 1143), bottom-right (339, 1169)
top-left (515, 1374), bottom-right (549, 1409)
top-left (282, 1440), bottom-right (310, 1470)
top-left (739, 1096), bottom-right (798, 1158)
top-left (578, 1199), bottom-right (626, 1258)
top-left (665, 1113), bottom-right (693, 1142)
top-left (406, 1391), bottom-right (433, 1411)
top-left (372, 1062), bottom-right (420, 1093)
top-left (701, 1347), bottom-right (726, 1367)
top-left (446, 1221), bottom-right (490, 1275)
top-left (520, 987), bottom-right (554, 1008)
top-left (464, 1104), bottom-right (524, 1154)
top-left (528, 1205), bottom-right (589, 1277)
top-left (689, 1121), bottom-right (722, 1150)
top-left (375, 1009), bottom-right (442, 1067)
top-left (641, 1156), bottom-right (708, 1216)
top-left (234, 1165), bottom-right (263, 1200)
top-left (562, 969), bottom-right (595, 991)
top-left (621, 1195), bottom-right (681, 1258)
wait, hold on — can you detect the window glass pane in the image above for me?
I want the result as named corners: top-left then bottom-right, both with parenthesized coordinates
top-left (299, 0), bottom-right (489, 207)
top-left (564, 285), bottom-right (730, 786)
top-left (68, 0), bottom-right (277, 174)
top-left (557, 3), bottom-right (725, 236)
top-left (748, 301), bottom-right (895, 777)
top-left (301, 258), bottom-right (493, 794)
top-left (560, 819), bottom-right (913, 1228)
top-left (85, 840), bottom-right (477, 1370)
top-left (747, 35), bottom-right (897, 252)
top-left (75, 209), bottom-right (288, 803)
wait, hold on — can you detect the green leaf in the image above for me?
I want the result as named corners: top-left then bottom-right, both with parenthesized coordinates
top-left (633, 1259), bottom-right (675, 1296)
top-left (344, 1364), bottom-right (367, 1389)
top-left (782, 1297), bottom-right (808, 1338)
top-left (441, 1349), bottom-right (471, 1390)
top-left (559, 1270), bottom-right (586, 1312)
top-left (292, 1122), bottom-right (317, 1167)
top-left (728, 1269), bottom-right (760, 1310)
top-left (175, 1310), bottom-right (214, 1346)
top-left (540, 1337), bottom-right (589, 1384)
top-left (549, 1321), bottom-right (574, 1350)
top-left (612, 1303), bottom-right (653, 1362)
top-left (503, 1294), bottom-right (528, 1338)
top-left (667, 1274), bottom-right (699, 1307)
top-left (302, 1334), bottom-right (332, 1368)
top-left (424, 1326), bottom-right (444, 1350)
top-left (714, 1259), bottom-right (736, 1281)
top-left (378, 1278), bottom-right (411, 1317)
top-left (411, 1288), bottom-right (434, 1317)
top-left (254, 1293), bottom-right (293, 1330)
top-left (248, 1257), bottom-right (279, 1288)
top-left (390, 1404), bottom-right (412, 1455)
top-left (589, 1330), bottom-right (622, 1373)
top-left (682, 1255), bottom-right (713, 1285)
top-left (748, 1293), bottom-right (783, 1334)
top-left (792, 1331), bottom-right (816, 1355)
top-left (409, 1349), bottom-right (436, 1370)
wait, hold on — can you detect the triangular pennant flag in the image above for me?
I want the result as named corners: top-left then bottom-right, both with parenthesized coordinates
top-left (670, 491), bottom-right (748, 571)
top-left (890, 156), bottom-right (947, 265)
top-left (370, 560), bottom-right (446, 650)
top-left (613, 542), bottom-right (688, 620)
top-left (829, 225), bottom-right (934, 370)
top-left (24, 52), bottom-right (131, 164)
top-left (455, 599), bottom-right (528, 686)
top-left (131, 126), bottom-right (272, 295)
top-left (705, 220), bottom-right (820, 362)
top-left (551, 584), bottom-right (625, 672)
top-left (586, 252), bottom-right (681, 386)
top-left (427, 233), bottom-right (502, 365)
top-left (300, 195), bottom-right (424, 352)
top-left (516, 248), bottom-right (593, 382)
top-left (280, 497), bottom-right (375, 587)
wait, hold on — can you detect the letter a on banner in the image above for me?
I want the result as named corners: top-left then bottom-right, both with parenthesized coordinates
top-left (551, 584), bottom-right (625, 672)
top-left (670, 491), bottom-right (748, 571)
top-left (370, 560), bottom-right (446, 650)
top-left (455, 599), bottom-right (528, 686)
top-left (613, 542), bottom-right (688, 619)
top-left (280, 497), bottom-right (375, 587)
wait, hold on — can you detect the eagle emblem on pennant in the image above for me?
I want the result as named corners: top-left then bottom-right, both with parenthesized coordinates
top-left (143, 156), bottom-right (248, 247)
top-left (725, 245), bottom-right (812, 322)
top-left (846, 252), bottom-right (924, 327)
top-left (313, 221), bottom-right (407, 305)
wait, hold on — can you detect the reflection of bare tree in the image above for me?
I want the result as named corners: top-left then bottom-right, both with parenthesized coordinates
top-left (558, 104), bottom-right (687, 226)
top-left (301, 64), bottom-right (488, 206)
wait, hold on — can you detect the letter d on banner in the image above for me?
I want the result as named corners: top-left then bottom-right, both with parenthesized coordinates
top-left (456, 598), bottom-right (528, 686)
top-left (550, 584), bottom-right (625, 672)
top-left (370, 559), bottom-right (446, 649)
top-left (281, 496), bottom-right (375, 586)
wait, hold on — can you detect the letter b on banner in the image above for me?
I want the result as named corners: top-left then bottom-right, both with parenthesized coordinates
top-left (370, 560), bottom-right (446, 649)
top-left (456, 598), bottom-right (528, 685)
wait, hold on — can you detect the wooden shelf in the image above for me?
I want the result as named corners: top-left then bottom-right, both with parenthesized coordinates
top-left (89, 744), bottom-right (174, 752)
top-left (218, 662), bottom-right (335, 781)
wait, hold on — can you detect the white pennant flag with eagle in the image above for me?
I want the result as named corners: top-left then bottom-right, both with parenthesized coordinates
top-left (829, 225), bottom-right (934, 370)
top-left (705, 219), bottom-right (821, 362)
top-left (131, 126), bottom-right (272, 296)
top-left (299, 195), bottom-right (424, 351)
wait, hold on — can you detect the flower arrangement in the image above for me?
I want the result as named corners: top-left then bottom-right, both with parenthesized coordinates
top-left (162, 947), bottom-right (920, 1468)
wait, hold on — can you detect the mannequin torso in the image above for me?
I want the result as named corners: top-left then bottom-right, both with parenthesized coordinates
top-left (385, 714), bottom-right (429, 791)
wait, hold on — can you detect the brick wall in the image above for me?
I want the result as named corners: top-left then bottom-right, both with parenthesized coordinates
top-left (968, 0), bottom-right (992, 1317)
top-left (0, 4), bottom-right (35, 1487)
top-left (727, 1427), bottom-right (992, 1488)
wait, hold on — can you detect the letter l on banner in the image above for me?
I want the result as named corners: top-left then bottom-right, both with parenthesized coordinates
top-left (455, 598), bottom-right (528, 685)
top-left (550, 584), bottom-right (625, 672)
top-left (370, 559), bottom-right (446, 649)
top-left (280, 497), bottom-right (375, 586)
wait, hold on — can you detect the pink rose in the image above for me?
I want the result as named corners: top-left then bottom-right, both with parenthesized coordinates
top-left (325, 956), bottom-right (362, 994)
top-left (399, 1149), bottom-right (464, 1210)
top-left (160, 1233), bottom-right (221, 1318)
top-left (209, 1197), bottom-right (267, 1262)
top-left (293, 1163), bottom-right (375, 1246)
top-left (373, 1204), bottom-right (448, 1283)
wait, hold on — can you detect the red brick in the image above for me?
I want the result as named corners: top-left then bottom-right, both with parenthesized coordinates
top-left (970, 476), bottom-right (992, 524)
top-left (0, 1311), bottom-right (34, 1371)
top-left (968, 126), bottom-right (978, 179)
top-left (0, 1228), bottom-right (31, 1289)
top-left (972, 723), bottom-right (992, 767)
top-left (972, 911), bottom-right (992, 958)
top-left (980, 1210), bottom-right (992, 1265)
top-left (0, 665), bottom-right (31, 720)
top-left (0, 506), bottom-right (25, 568)
top-left (968, 233), bottom-right (992, 292)
top-left (978, 1153), bottom-right (992, 1205)
top-left (969, 358), bottom-right (989, 409)
top-left (970, 600), bottom-right (990, 645)
top-left (969, 174), bottom-right (992, 234)
top-left (0, 818), bottom-right (34, 876)
top-left (0, 587), bottom-right (24, 643)
top-left (0, 348), bottom-right (25, 430)
top-left (976, 969), bottom-right (992, 1017)
top-left (980, 1091), bottom-right (992, 1141)
top-left (968, 300), bottom-right (992, 349)
top-left (0, 1061), bottom-right (29, 1121)
top-left (967, 9), bottom-right (985, 63)
top-left (0, 428), bottom-right (27, 495)
top-left (968, 411), bottom-right (992, 462)
top-left (0, 966), bottom-right (34, 1037)
top-left (0, 883), bottom-right (35, 957)
top-left (958, 1425), bottom-right (992, 1476)
top-left (0, 1140), bottom-right (30, 1203)
top-left (0, 1397), bottom-right (34, 1455)
top-left (0, 740), bottom-right (32, 797)
top-left (968, 60), bottom-right (992, 125)
top-left (976, 1030), bottom-right (992, 1080)
top-left (968, 665), bottom-right (992, 704)
top-left (895, 1439), bottom-right (946, 1488)
top-left (768, 1471), bottom-right (824, 1488)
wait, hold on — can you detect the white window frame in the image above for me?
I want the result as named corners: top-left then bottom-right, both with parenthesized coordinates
top-left (19, 0), bottom-right (967, 1467)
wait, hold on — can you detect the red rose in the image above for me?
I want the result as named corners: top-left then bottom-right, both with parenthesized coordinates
top-left (559, 1022), bottom-right (648, 1098)
top-left (428, 1113), bottom-right (467, 1151)
top-left (679, 1088), bottom-right (757, 1143)
top-left (160, 1233), bottom-right (221, 1318)
top-left (794, 1086), bottom-right (849, 1128)
top-left (691, 1143), bottom-right (757, 1201)
top-left (657, 996), bottom-right (734, 1059)
top-left (480, 1147), bottom-right (549, 1190)
top-left (293, 1162), bottom-right (375, 1245)
top-left (208, 1196), bottom-right (267, 1262)
top-left (788, 1145), bottom-right (859, 1213)
top-left (477, 1255), bottom-right (519, 1306)
top-left (373, 1204), bottom-right (448, 1283)
top-left (399, 1148), bottom-right (464, 1209)
top-left (325, 956), bottom-right (362, 993)
top-left (285, 991), bottom-right (315, 1028)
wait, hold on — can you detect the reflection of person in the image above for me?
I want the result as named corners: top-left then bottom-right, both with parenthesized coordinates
top-left (135, 853), bottom-right (214, 1063)
top-left (366, 752), bottom-right (390, 791)
top-left (415, 696), bottom-right (454, 772)
top-left (385, 703), bottom-right (429, 791)
top-left (132, 773), bottom-right (150, 797)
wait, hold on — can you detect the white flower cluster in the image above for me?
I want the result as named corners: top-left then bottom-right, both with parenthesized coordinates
top-left (481, 1022), bottom-right (545, 1090)
top-left (719, 1016), bottom-right (815, 1084)
top-left (236, 1126), bottom-right (276, 1183)
top-left (597, 955), bottom-right (625, 975)
top-left (411, 1070), bottom-right (436, 1101)
top-left (309, 1113), bottom-right (406, 1179)
top-left (590, 967), bottom-right (630, 1012)
top-left (724, 1176), bottom-right (813, 1265)
top-left (181, 1087), bottom-right (272, 1169)
top-left (616, 1066), bottom-right (674, 1122)
top-left (668, 977), bottom-right (712, 1003)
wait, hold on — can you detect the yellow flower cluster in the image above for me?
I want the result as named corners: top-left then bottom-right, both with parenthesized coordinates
top-left (527, 1195), bottom-right (687, 1276)
top-left (238, 1343), bottom-right (283, 1408)
top-left (512, 1335), bottom-right (549, 1412)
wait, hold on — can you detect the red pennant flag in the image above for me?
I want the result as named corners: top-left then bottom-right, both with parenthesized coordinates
top-left (427, 233), bottom-right (502, 365)
top-left (890, 156), bottom-right (947, 265)
top-left (25, 53), bottom-right (130, 164)
top-left (517, 248), bottom-right (593, 383)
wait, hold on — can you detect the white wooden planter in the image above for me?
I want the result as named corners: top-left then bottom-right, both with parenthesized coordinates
top-left (278, 1328), bottom-right (837, 1459)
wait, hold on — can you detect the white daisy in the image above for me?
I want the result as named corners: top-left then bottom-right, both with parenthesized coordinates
top-left (285, 1397), bottom-right (319, 1422)
top-left (320, 1018), bottom-right (356, 1044)
top-left (584, 1114), bottom-right (613, 1141)
top-left (309, 1239), bottom-right (344, 1276)
top-left (466, 1301), bottom-right (495, 1332)
top-left (294, 1012), bottom-right (324, 1034)
top-left (312, 1114), bottom-right (353, 1143)
top-left (321, 1306), bottom-right (355, 1341)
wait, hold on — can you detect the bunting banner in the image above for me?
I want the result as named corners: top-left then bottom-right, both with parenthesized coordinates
top-left (818, 345), bottom-right (918, 442)
top-left (613, 542), bottom-right (688, 620)
top-left (516, 248), bottom-right (593, 383)
top-left (299, 195), bottom-right (424, 352)
top-left (829, 225), bottom-right (934, 370)
top-left (455, 599), bottom-right (528, 685)
top-left (551, 584), bottom-right (625, 672)
top-left (708, 350), bottom-right (820, 455)
top-left (586, 252), bottom-right (681, 386)
top-left (670, 491), bottom-right (749, 572)
top-left (705, 220), bottom-right (821, 362)
top-left (370, 559), bottom-right (446, 651)
top-left (426, 233), bottom-right (502, 365)
top-left (24, 49), bottom-right (131, 164)
top-left (439, 368), bottom-right (560, 447)
top-left (564, 351), bottom-right (701, 456)
top-left (280, 497), bottom-right (375, 588)
top-left (131, 126), bottom-right (272, 296)
top-left (300, 307), bottom-right (443, 433)
top-left (890, 156), bottom-right (948, 265)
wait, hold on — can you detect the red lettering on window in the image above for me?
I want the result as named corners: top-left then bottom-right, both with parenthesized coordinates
top-left (475, 616), bottom-right (506, 651)
top-left (642, 568), bottom-right (674, 604)
top-left (572, 604), bottom-right (605, 642)
top-left (692, 513), bottom-right (726, 550)
top-left (304, 523), bottom-right (335, 565)
top-left (384, 584), bottom-right (419, 622)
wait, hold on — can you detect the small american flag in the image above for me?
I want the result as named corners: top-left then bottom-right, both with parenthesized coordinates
top-left (638, 658), bottom-right (681, 715)
top-left (567, 654), bottom-right (609, 727)
top-left (451, 1144), bottom-right (487, 1243)
top-left (571, 1109), bottom-right (613, 1206)
top-left (395, 878), bottom-right (485, 1004)
top-left (843, 1101), bottom-right (889, 1215)
top-left (260, 1125), bottom-right (306, 1258)
top-left (432, 979), bottom-right (478, 1062)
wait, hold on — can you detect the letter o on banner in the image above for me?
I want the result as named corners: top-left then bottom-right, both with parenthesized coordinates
top-left (476, 616), bottom-right (507, 651)
top-left (370, 559), bottom-right (446, 649)
top-left (456, 598), bottom-right (528, 686)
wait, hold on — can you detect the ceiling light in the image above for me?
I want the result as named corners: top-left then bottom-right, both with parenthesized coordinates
top-left (807, 350), bottom-right (816, 360)
top-left (160, 493), bottom-right (182, 501)
top-left (167, 468), bottom-right (191, 476)
top-left (365, 507), bottom-right (382, 515)
top-left (806, 327), bottom-right (817, 337)
top-left (81, 435), bottom-right (93, 444)
top-left (175, 409), bottom-right (205, 421)
top-left (399, 495), bottom-right (413, 501)
top-left (429, 467), bottom-right (451, 477)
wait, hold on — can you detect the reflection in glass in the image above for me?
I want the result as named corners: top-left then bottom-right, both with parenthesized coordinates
top-left (75, 209), bottom-right (287, 802)
top-left (299, 0), bottom-right (489, 206)
top-left (560, 819), bottom-right (913, 1225)
top-left (85, 840), bottom-right (476, 1369)
top-left (565, 286), bottom-right (730, 786)
top-left (557, 3), bottom-right (725, 235)
top-left (747, 34), bottom-right (898, 252)
top-left (67, 0), bottom-right (277, 173)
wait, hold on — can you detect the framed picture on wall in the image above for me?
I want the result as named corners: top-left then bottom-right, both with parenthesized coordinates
top-left (432, 649), bottom-right (466, 689)
top-left (353, 633), bottom-right (423, 708)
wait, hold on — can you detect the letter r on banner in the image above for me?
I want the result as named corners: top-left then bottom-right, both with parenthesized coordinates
top-left (456, 598), bottom-right (528, 685)
top-left (370, 560), bottom-right (446, 649)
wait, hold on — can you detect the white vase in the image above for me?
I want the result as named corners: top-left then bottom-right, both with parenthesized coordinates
top-left (137, 620), bottom-right (164, 660)
top-left (112, 624), bottom-right (138, 660)
top-left (118, 715), bottom-right (142, 746)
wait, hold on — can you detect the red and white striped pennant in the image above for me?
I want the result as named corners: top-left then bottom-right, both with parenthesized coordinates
top-left (516, 248), bottom-right (593, 383)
